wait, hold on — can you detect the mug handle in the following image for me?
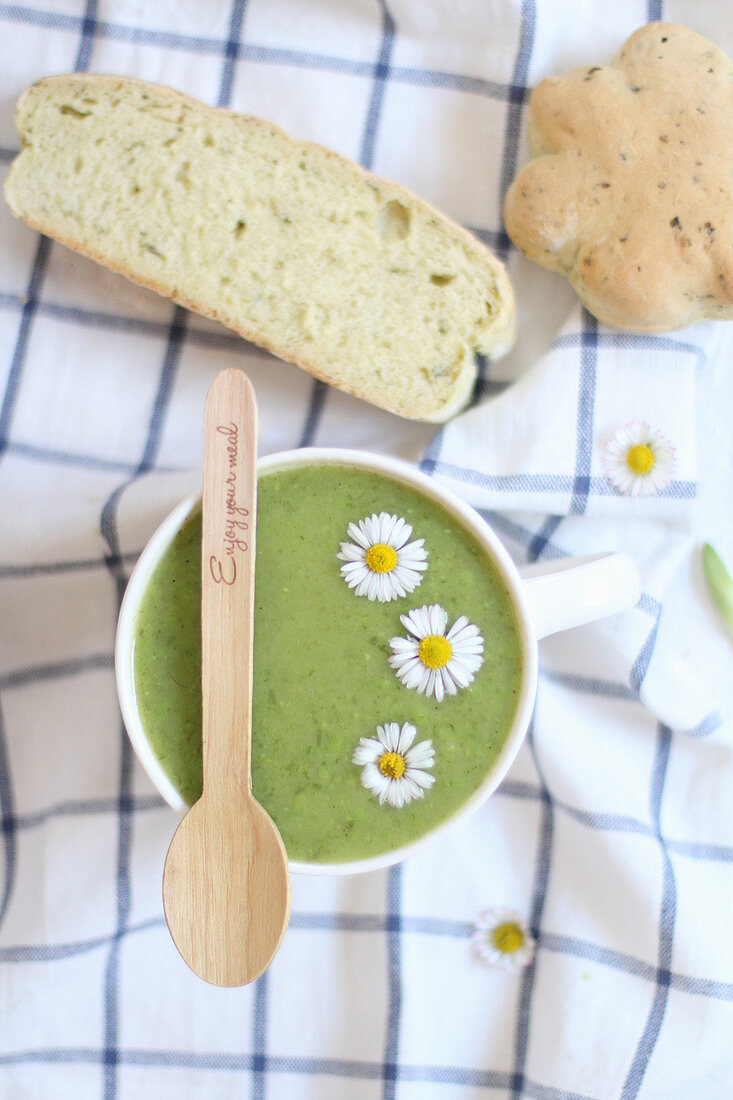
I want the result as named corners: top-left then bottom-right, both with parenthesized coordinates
top-left (518, 552), bottom-right (641, 640)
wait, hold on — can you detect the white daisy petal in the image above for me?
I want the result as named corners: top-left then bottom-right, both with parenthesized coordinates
top-left (366, 572), bottom-right (381, 602)
top-left (339, 565), bottom-right (359, 581)
top-left (463, 649), bottom-right (485, 671)
top-left (446, 661), bottom-right (472, 690)
top-left (373, 575), bottom-right (387, 602)
top-left (373, 723), bottom-right (388, 746)
top-left (377, 780), bottom-right (394, 804)
top-left (414, 664), bottom-right (432, 694)
top-left (387, 659), bottom-right (408, 681)
top-left (346, 522), bottom-right (371, 549)
top-left (403, 664), bottom-right (424, 692)
top-left (400, 543), bottom-right (428, 561)
top-left (400, 643), bottom-right (421, 660)
top-left (396, 722), bottom-right (417, 754)
top-left (417, 606), bottom-right (433, 632)
top-left (427, 604), bottom-right (448, 635)
top-left (399, 775), bottom-right (424, 802)
top-left (448, 619), bottom-right (482, 646)
top-left (360, 764), bottom-right (389, 798)
top-left (352, 737), bottom-right (384, 765)
top-left (406, 739), bottom-right (435, 769)
top-left (405, 667), bottom-right (428, 691)
top-left (401, 606), bottom-right (425, 637)
top-left (352, 519), bottom-right (367, 545)
top-left (365, 517), bottom-right (383, 547)
top-left (389, 566), bottom-right (412, 594)
top-left (384, 723), bottom-right (402, 752)
top-left (447, 614), bottom-right (468, 636)
top-left (391, 518), bottom-right (411, 548)
top-left (379, 512), bottom-right (399, 544)
top-left (649, 464), bottom-right (672, 491)
top-left (618, 421), bottom-right (645, 449)
top-left (403, 529), bottom-right (424, 550)
top-left (455, 624), bottom-right (480, 640)
top-left (387, 782), bottom-right (407, 809)
top-left (440, 666), bottom-right (458, 696)
top-left (404, 662), bottom-right (430, 691)
top-left (337, 543), bottom-right (363, 563)
top-left (429, 669), bottom-right (444, 702)
top-left (340, 558), bottom-right (365, 575)
top-left (410, 769), bottom-right (435, 791)
top-left (355, 574), bottom-right (372, 597)
top-left (392, 666), bottom-right (416, 687)
top-left (393, 573), bottom-right (411, 599)
top-left (399, 563), bottom-right (428, 584)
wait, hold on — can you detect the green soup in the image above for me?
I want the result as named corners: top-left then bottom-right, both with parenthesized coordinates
top-left (132, 463), bottom-right (523, 864)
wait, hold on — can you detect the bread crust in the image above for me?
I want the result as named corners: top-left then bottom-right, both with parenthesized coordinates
top-left (6, 74), bottom-right (515, 421)
top-left (503, 22), bottom-right (733, 333)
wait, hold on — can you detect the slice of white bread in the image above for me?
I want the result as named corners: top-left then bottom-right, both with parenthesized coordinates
top-left (5, 74), bottom-right (515, 421)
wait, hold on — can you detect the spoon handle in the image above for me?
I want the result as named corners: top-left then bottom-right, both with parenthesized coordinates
top-left (201, 368), bottom-right (258, 800)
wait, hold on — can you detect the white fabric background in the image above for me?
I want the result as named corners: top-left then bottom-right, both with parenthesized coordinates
top-left (0, 2), bottom-right (732, 1098)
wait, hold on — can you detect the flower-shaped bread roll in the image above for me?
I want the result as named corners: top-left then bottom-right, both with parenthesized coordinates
top-left (503, 22), bottom-right (733, 332)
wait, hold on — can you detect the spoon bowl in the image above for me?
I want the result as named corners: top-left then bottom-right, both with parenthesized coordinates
top-left (163, 790), bottom-right (290, 987)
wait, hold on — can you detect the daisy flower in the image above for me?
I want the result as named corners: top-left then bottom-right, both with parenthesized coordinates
top-left (337, 512), bottom-right (428, 602)
top-left (470, 908), bottom-right (535, 971)
top-left (603, 421), bottom-right (676, 497)
top-left (389, 604), bottom-right (484, 702)
top-left (352, 722), bottom-right (435, 809)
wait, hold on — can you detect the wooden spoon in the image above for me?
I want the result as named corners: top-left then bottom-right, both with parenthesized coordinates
top-left (162, 368), bottom-right (291, 986)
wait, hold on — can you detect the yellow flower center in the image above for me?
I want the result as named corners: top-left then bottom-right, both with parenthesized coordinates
top-left (419, 634), bottom-right (453, 669)
top-left (365, 542), bottom-right (398, 573)
top-left (492, 921), bottom-right (526, 955)
top-left (626, 443), bottom-right (655, 475)
top-left (378, 751), bottom-right (406, 779)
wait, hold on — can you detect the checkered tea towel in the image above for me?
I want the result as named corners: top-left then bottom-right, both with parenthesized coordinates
top-left (1, 2), bottom-right (732, 1099)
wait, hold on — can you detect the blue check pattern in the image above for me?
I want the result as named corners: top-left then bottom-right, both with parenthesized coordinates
top-left (1, 2), bottom-right (732, 1098)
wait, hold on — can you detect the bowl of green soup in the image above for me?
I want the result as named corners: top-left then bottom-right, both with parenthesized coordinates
top-left (116, 448), bottom-right (640, 875)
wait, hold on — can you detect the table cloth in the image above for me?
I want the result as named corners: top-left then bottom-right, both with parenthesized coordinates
top-left (1, 2), bottom-right (732, 1098)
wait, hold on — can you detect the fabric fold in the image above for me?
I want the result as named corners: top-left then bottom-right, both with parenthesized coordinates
top-left (424, 308), bottom-right (705, 520)
top-left (421, 307), bottom-right (720, 734)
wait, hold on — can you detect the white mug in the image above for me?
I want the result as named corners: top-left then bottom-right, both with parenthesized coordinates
top-left (115, 448), bottom-right (641, 875)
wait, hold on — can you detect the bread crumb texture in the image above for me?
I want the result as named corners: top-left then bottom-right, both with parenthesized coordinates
top-left (5, 74), bottom-right (515, 421)
top-left (503, 22), bottom-right (733, 332)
